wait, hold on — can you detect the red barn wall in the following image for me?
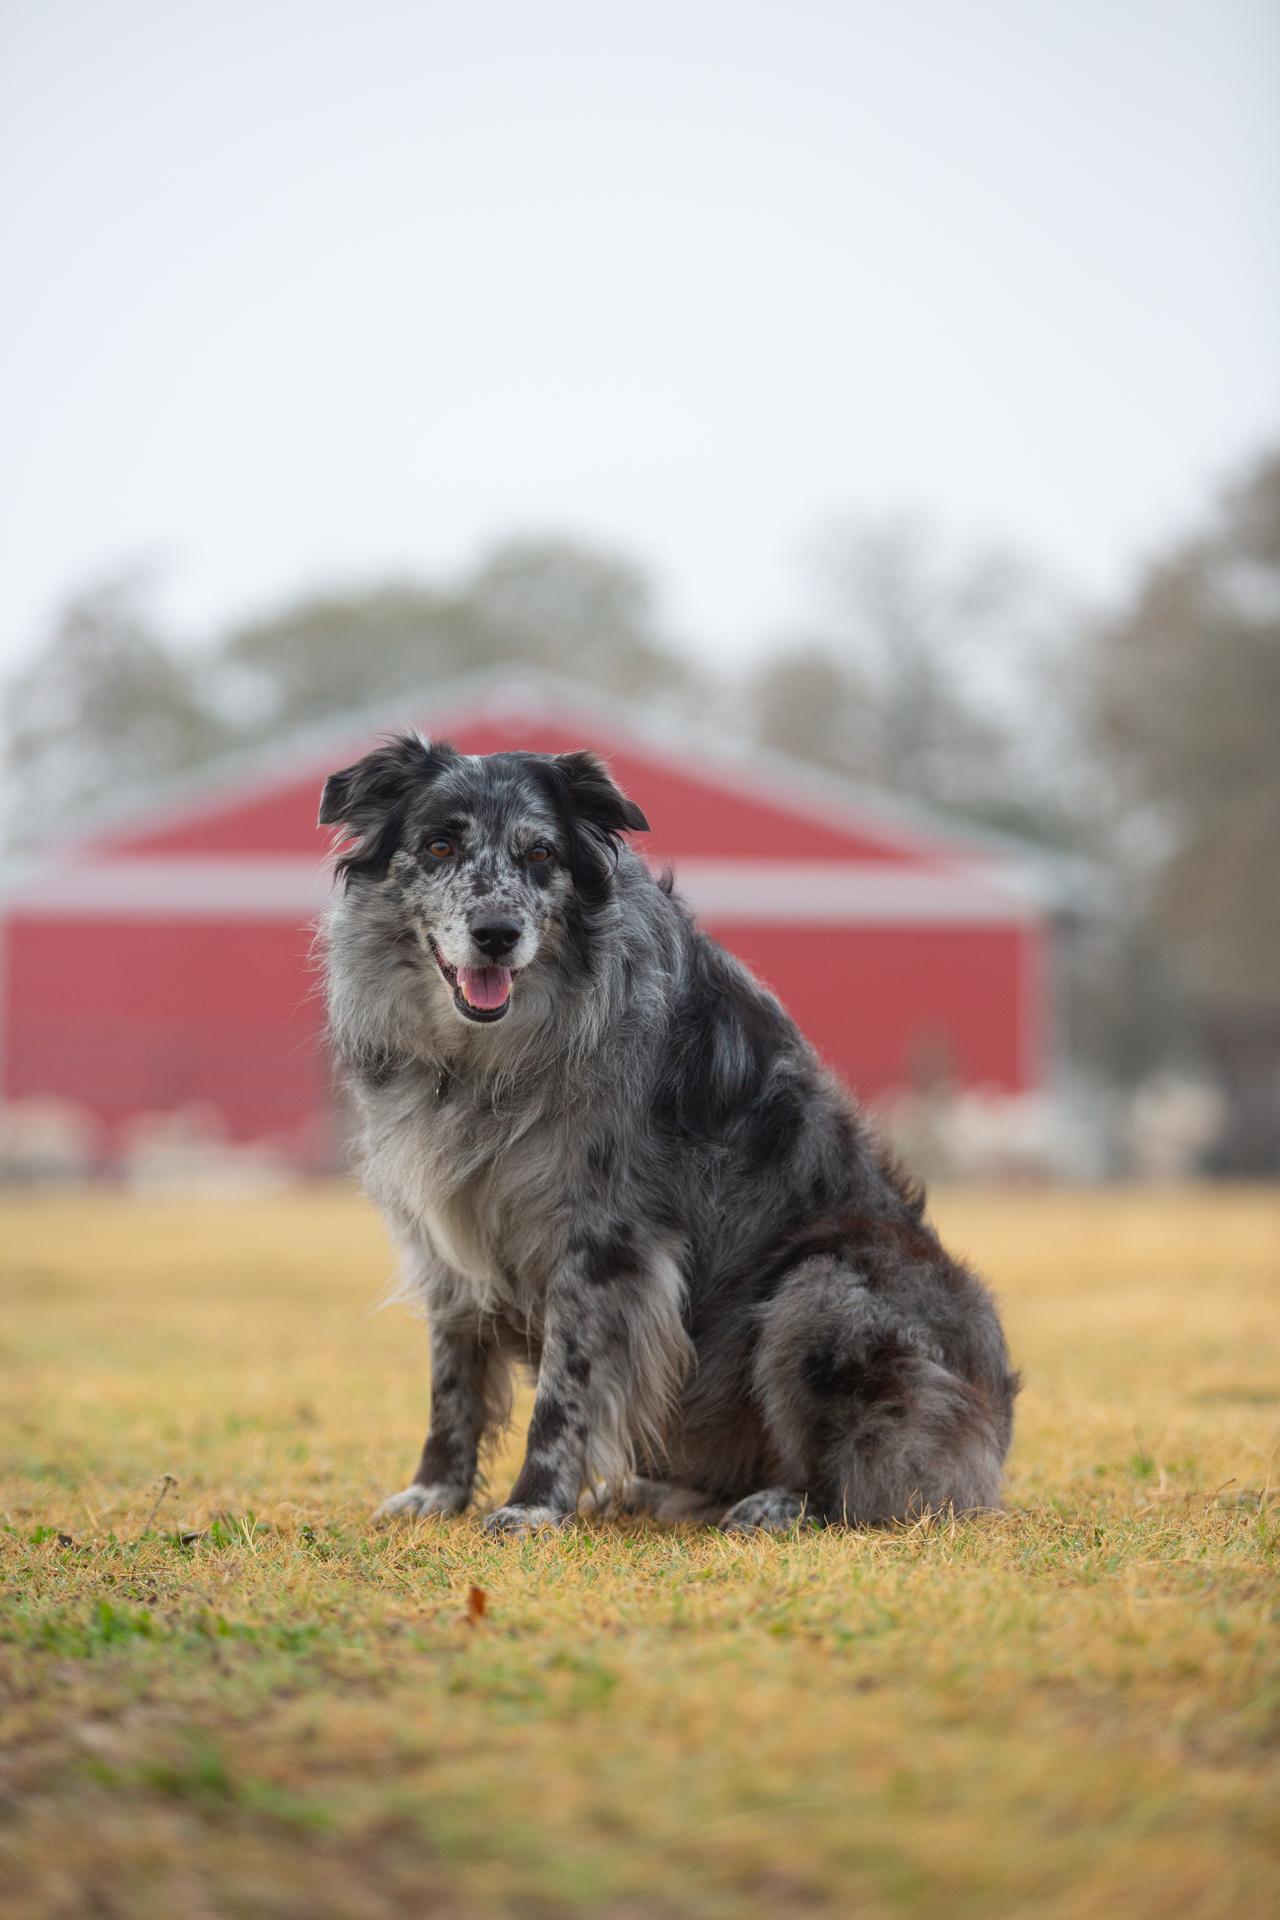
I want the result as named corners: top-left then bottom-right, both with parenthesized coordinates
top-left (2, 916), bottom-right (330, 1162)
top-left (714, 919), bottom-right (1043, 1098)
top-left (2, 907), bottom-right (1043, 1164)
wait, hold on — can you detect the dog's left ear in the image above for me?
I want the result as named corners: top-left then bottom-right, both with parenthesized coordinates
top-left (553, 750), bottom-right (650, 837)
top-left (319, 733), bottom-right (458, 885)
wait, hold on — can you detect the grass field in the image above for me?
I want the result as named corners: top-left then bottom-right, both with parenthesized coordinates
top-left (2, 1185), bottom-right (1278, 1920)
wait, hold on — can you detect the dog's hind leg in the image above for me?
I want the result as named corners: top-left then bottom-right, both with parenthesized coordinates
top-left (719, 1488), bottom-right (810, 1533)
top-left (745, 1256), bottom-right (1011, 1528)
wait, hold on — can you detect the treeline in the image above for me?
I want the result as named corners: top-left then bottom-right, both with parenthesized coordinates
top-left (4, 451), bottom-right (1277, 1169)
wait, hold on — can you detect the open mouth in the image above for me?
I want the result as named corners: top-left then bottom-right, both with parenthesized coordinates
top-left (428, 939), bottom-right (515, 1023)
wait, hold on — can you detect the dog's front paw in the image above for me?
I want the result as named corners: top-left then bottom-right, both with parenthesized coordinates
top-left (483, 1504), bottom-right (570, 1536)
top-left (374, 1483), bottom-right (467, 1524)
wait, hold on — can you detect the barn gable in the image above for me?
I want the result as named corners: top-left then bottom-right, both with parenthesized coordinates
top-left (7, 668), bottom-right (1059, 919)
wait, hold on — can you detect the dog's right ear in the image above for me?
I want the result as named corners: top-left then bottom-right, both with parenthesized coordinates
top-left (319, 733), bottom-right (457, 885)
top-left (552, 750), bottom-right (650, 837)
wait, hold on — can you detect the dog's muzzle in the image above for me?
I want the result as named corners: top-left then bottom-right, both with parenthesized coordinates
top-left (428, 938), bottom-right (516, 1023)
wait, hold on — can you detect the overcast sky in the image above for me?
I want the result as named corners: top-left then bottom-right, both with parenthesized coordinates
top-left (2, 0), bottom-right (1277, 670)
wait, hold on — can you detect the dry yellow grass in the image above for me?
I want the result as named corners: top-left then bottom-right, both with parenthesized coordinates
top-left (1, 1184), bottom-right (1277, 1919)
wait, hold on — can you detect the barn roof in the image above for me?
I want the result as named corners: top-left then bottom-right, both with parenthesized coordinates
top-left (0, 664), bottom-right (1087, 920)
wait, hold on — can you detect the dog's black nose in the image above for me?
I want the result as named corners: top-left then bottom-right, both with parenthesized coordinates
top-left (470, 919), bottom-right (521, 959)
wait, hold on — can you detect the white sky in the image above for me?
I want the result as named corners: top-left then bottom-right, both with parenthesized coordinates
top-left (1, 0), bottom-right (1277, 670)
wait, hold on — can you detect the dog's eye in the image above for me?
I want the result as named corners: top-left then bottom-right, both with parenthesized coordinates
top-left (526, 844), bottom-right (553, 864)
top-left (426, 838), bottom-right (455, 860)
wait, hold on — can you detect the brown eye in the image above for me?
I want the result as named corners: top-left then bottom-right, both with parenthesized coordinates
top-left (527, 843), bottom-right (552, 864)
top-left (426, 838), bottom-right (455, 860)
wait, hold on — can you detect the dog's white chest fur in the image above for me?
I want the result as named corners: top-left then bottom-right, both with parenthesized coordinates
top-left (360, 1072), bottom-right (568, 1322)
top-left (414, 1181), bottom-right (494, 1295)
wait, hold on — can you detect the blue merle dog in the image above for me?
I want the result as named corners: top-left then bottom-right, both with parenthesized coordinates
top-left (318, 737), bottom-right (1019, 1534)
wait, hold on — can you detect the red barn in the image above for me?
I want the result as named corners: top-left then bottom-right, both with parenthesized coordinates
top-left (0, 668), bottom-right (1064, 1168)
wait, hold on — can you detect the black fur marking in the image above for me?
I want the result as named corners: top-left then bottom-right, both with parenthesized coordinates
top-left (572, 1226), bottom-right (637, 1287)
top-left (652, 941), bottom-right (795, 1142)
top-left (526, 1397), bottom-right (570, 1449)
top-left (563, 1339), bottom-right (593, 1386)
top-left (348, 1043), bottom-right (401, 1089)
top-left (738, 1077), bottom-right (807, 1174)
top-left (508, 1454), bottom-right (564, 1506)
top-left (560, 894), bottom-right (598, 977)
top-left (417, 1428), bottom-right (463, 1479)
top-left (586, 1137), bottom-right (617, 1179)
top-left (802, 1338), bottom-right (910, 1418)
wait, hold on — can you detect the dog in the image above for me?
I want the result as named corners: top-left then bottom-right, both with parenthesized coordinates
top-left (318, 736), bottom-right (1018, 1533)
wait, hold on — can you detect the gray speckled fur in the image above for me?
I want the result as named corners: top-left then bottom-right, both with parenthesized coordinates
top-left (318, 738), bottom-right (1019, 1535)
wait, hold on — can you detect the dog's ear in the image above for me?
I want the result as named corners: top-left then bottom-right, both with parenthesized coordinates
top-left (319, 734), bottom-right (457, 885)
top-left (541, 750), bottom-right (649, 923)
top-left (552, 750), bottom-right (650, 837)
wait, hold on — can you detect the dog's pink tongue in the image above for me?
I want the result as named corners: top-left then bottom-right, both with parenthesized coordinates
top-left (457, 965), bottom-right (513, 1010)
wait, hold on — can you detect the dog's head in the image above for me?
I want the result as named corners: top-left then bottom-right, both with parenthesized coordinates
top-left (319, 738), bottom-right (648, 1026)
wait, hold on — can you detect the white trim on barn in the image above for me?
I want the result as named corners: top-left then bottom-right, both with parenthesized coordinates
top-left (0, 854), bottom-right (1038, 926)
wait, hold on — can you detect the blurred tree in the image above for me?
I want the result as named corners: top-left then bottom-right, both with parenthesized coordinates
top-left (3, 573), bottom-right (229, 846)
top-left (750, 517), bottom-right (1078, 843)
top-left (222, 582), bottom-right (474, 731)
top-left (747, 644), bottom-right (874, 775)
top-left (220, 535), bottom-right (691, 731)
top-left (1089, 450), bottom-right (1280, 1169)
top-left (462, 535), bottom-right (687, 696)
